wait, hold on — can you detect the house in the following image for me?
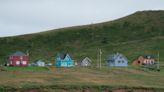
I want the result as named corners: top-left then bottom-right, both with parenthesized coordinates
top-left (78, 57), bottom-right (92, 66)
top-left (55, 53), bottom-right (74, 67)
top-left (107, 53), bottom-right (128, 67)
top-left (132, 55), bottom-right (156, 65)
top-left (9, 51), bottom-right (29, 66)
top-left (34, 60), bottom-right (45, 67)
top-left (46, 63), bottom-right (53, 66)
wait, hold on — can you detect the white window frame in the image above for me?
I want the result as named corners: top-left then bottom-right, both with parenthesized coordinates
top-left (16, 61), bottom-right (20, 65)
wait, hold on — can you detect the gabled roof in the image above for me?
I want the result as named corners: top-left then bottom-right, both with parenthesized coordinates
top-left (59, 54), bottom-right (67, 59)
top-left (58, 53), bottom-right (71, 60)
top-left (10, 51), bottom-right (26, 56)
top-left (107, 53), bottom-right (128, 61)
top-left (34, 60), bottom-right (44, 63)
top-left (82, 57), bottom-right (92, 63)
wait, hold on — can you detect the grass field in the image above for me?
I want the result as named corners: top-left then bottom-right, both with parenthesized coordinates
top-left (0, 66), bottom-right (163, 91)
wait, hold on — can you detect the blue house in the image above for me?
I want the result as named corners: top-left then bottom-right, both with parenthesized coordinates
top-left (107, 53), bottom-right (128, 67)
top-left (55, 53), bottom-right (74, 67)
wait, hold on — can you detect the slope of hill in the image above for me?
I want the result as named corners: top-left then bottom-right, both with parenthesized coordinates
top-left (0, 10), bottom-right (164, 64)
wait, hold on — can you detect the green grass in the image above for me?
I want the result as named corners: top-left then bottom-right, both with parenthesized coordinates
top-left (3, 66), bottom-right (49, 71)
top-left (0, 66), bottom-right (164, 91)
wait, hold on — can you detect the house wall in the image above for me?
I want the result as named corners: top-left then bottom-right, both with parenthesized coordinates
top-left (37, 62), bottom-right (45, 67)
top-left (9, 56), bottom-right (29, 66)
top-left (55, 55), bottom-right (74, 67)
top-left (81, 60), bottom-right (91, 66)
top-left (60, 60), bottom-right (74, 67)
top-left (115, 59), bottom-right (128, 66)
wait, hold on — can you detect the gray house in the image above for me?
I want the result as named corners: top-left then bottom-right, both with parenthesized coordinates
top-left (107, 53), bottom-right (128, 67)
top-left (79, 57), bottom-right (92, 66)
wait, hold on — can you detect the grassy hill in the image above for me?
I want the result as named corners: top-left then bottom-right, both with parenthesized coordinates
top-left (0, 10), bottom-right (164, 65)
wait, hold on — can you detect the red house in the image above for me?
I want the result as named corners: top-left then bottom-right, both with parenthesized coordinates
top-left (9, 51), bottom-right (29, 66)
top-left (132, 55), bottom-right (156, 65)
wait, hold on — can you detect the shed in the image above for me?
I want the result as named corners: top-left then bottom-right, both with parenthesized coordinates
top-left (35, 60), bottom-right (45, 67)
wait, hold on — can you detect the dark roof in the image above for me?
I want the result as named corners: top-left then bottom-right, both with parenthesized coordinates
top-left (59, 53), bottom-right (67, 59)
top-left (58, 53), bottom-right (71, 59)
top-left (78, 57), bottom-right (91, 63)
top-left (10, 51), bottom-right (26, 56)
top-left (143, 55), bottom-right (155, 59)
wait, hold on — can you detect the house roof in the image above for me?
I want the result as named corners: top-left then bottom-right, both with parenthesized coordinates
top-left (10, 51), bottom-right (26, 56)
top-left (107, 53), bottom-right (128, 61)
top-left (59, 54), bottom-right (67, 59)
top-left (58, 53), bottom-right (72, 59)
top-left (34, 60), bottom-right (44, 63)
top-left (82, 57), bottom-right (92, 62)
top-left (143, 55), bottom-right (155, 59)
top-left (77, 57), bottom-right (91, 63)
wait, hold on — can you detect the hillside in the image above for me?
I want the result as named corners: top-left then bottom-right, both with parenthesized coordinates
top-left (0, 10), bottom-right (164, 65)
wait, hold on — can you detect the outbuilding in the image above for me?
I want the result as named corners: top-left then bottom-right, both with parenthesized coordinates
top-left (34, 60), bottom-right (45, 67)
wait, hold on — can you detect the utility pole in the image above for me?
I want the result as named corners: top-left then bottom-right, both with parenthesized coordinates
top-left (99, 49), bottom-right (102, 69)
top-left (97, 51), bottom-right (99, 68)
top-left (157, 32), bottom-right (160, 71)
top-left (157, 51), bottom-right (160, 70)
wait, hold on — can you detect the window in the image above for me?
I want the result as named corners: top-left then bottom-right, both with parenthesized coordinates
top-left (22, 61), bottom-right (27, 65)
top-left (122, 61), bottom-right (124, 63)
top-left (118, 61), bottom-right (121, 63)
top-left (10, 61), bottom-right (12, 64)
top-left (16, 61), bottom-right (20, 65)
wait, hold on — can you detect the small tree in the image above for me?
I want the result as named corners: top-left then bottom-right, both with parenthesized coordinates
top-left (101, 37), bottom-right (108, 44)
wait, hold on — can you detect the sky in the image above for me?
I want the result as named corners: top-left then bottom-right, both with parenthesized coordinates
top-left (0, 0), bottom-right (164, 37)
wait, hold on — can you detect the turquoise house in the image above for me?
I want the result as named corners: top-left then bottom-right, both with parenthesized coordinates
top-left (55, 53), bottom-right (74, 67)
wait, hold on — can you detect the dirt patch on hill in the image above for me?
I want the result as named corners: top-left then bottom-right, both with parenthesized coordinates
top-left (112, 88), bottom-right (155, 92)
top-left (6, 88), bottom-right (159, 92)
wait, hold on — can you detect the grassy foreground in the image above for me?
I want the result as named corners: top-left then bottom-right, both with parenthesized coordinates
top-left (0, 66), bottom-right (164, 91)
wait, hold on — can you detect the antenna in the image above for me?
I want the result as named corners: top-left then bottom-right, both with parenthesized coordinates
top-left (26, 50), bottom-right (29, 56)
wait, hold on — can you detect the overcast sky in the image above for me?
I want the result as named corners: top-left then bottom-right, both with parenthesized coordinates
top-left (0, 0), bottom-right (164, 37)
